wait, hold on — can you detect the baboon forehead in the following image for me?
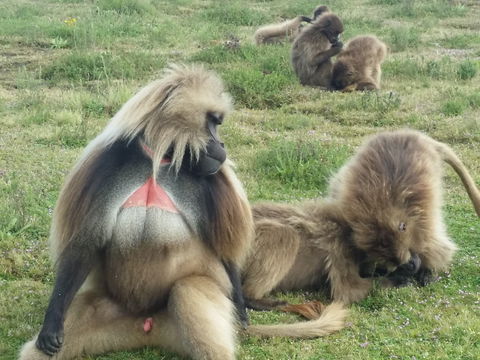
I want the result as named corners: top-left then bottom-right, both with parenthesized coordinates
top-left (319, 14), bottom-right (344, 32)
top-left (162, 65), bottom-right (232, 111)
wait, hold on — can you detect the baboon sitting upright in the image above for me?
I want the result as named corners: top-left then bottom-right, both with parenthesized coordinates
top-left (291, 11), bottom-right (344, 88)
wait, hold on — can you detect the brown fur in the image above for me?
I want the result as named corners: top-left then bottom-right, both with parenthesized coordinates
top-left (254, 5), bottom-right (330, 45)
top-left (242, 129), bottom-right (480, 313)
top-left (331, 35), bottom-right (387, 91)
top-left (291, 12), bottom-right (344, 88)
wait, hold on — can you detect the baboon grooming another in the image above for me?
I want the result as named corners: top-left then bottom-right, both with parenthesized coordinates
top-left (243, 129), bottom-right (480, 314)
top-left (254, 5), bottom-right (330, 45)
top-left (331, 35), bottom-right (387, 91)
top-left (19, 65), bottom-right (348, 360)
top-left (291, 11), bottom-right (344, 88)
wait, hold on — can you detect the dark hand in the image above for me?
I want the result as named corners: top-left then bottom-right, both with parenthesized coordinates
top-left (36, 322), bottom-right (64, 356)
top-left (332, 41), bottom-right (343, 49)
top-left (238, 308), bottom-right (249, 330)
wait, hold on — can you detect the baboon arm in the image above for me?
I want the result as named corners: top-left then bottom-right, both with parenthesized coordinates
top-left (313, 46), bottom-right (342, 66)
top-left (36, 238), bottom-right (98, 356)
top-left (223, 261), bottom-right (248, 328)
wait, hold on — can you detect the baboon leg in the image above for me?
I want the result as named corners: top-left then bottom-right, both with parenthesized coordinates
top-left (373, 65), bottom-right (382, 85)
top-left (18, 291), bottom-right (182, 360)
top-left (328, 257), bottom-right (373, 304)
top-left (169, 275), bottom-right (236, 360)
top-left (242, 221), bottom-right (300, 300)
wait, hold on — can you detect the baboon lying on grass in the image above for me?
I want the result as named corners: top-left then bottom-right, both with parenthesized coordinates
top-left (242, 129), bottom-right (480, 317)
top-left (254, 5), bottom-right (330, 45)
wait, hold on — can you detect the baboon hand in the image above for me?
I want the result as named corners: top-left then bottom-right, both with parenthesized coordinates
top-left (36, 323), bottom-right (64, 356)
top-left (415, 267), bottom-right (434, 287)
top-left (332, 40), bottom-right (343, 49)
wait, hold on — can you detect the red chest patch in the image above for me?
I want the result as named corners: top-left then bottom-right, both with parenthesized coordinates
top-left (121, 177), bottom-right (178, 213)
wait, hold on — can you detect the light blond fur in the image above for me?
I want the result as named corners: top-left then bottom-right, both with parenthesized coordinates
top-left (247, 302), bottom-right (347, 338)
top-left (253, 6), bottom-right (330, 45)
top-left (243, 129), bottom-right (480, 313)
top-left (254, 16), bottom-right (307, 45)
top-left (331, 35), bottom-right (387, 91)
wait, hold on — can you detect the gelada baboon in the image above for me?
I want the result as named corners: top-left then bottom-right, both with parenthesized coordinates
top-left (331, 35), bottom-right (387, 91)
top-left (19, 65), bottom-right (347, 360)
top-left (254, 5), bottom-right (330, 45)
top-left (242, 129), bottom-right (480, 316)
top-left (19, 64), bottom-right (252, 360)
top-left (291, 10), bottom-right (344, 88)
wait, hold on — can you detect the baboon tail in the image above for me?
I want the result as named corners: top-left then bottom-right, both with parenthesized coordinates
top-left (434, 140), bottom-right (480, 217)
top-left (246, 302), bottom-right (348, 338)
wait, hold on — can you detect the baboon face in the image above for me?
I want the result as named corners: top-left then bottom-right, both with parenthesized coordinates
top-left (331, 61), bottom-right (354, 90)
top-left (144, 66), bottom-right (232, 175)
top-left (351, 216), bottom-right (413, 278)
top-left (315, 14), bottom-right (343, 45)
top-left (162, 72), bottom-right (231, 141)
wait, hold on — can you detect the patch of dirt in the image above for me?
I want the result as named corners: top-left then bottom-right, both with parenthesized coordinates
top-left (433, 47), bottom-right (475, 58)
top-left (0, 42), bottom-right (53, 87)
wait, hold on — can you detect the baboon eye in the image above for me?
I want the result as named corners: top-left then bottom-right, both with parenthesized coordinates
top-left (399, 222), bottom-right (407, 232)
top-left (207, 112), bottom-right (223, 125)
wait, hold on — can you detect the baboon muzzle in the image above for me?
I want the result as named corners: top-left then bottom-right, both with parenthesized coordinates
top-left (191, 118), bottom-right (226, 176)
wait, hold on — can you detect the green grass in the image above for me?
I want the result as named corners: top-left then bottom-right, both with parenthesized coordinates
top-left (1, 0), bottom-right (479, 359)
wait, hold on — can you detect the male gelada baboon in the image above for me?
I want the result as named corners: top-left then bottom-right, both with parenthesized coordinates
top-left (254, 5), bottom-right (330, 45)
top-left (291, 10), bottom-right (344, 88)
top-left (331, 35), bottom-right (387, 91)
top-left (19, 65), bottom-right (347, 360)
top-left (242, 129), bottom-right (480, 316)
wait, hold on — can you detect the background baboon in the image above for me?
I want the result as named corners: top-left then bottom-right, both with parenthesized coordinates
top-left (331, 35), bottom-right (387, 91)
top-left (242, 129), bottom-right (480, 314)
top-left (254, 16), bottom-right (312, 45)
top-left (291, 12), bottom-right (344, 88)
top-left (312, 5), bottom-right (330, 19)
top-left (254, 5), bottom-right (330, 45)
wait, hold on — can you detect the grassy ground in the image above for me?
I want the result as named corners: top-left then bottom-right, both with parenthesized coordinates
top-left (1, 0), bottom-right (479, 359)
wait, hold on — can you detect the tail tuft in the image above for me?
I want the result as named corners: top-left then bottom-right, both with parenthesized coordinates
top-left (246, 302), bottom-right (348, 338)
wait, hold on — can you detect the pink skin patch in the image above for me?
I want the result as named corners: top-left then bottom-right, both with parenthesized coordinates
top-left (141, 143), bottom-right (171, 164)
top-left (121, 177), bottom-right (178, 213)
top-left (143, 317), bottom-right (153, 333)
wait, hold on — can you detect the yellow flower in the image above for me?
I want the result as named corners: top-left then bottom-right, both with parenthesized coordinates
top-left (64, 17), bottom-right (77, 26)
